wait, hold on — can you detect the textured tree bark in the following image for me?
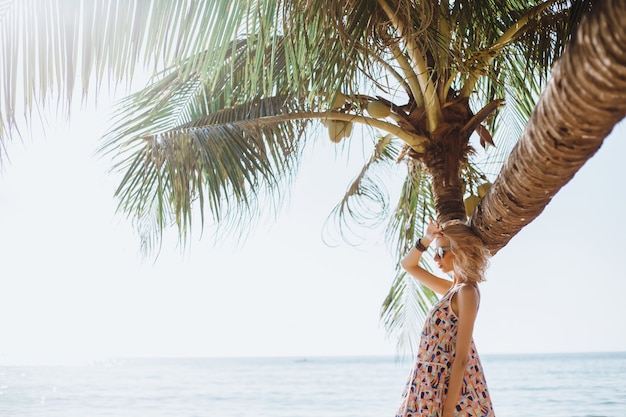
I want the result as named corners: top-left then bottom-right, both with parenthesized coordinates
top-left (471, 0), bottom-right (626, 254)
top-left (428, 158), bottom-right (466, 224)
top-left (423, 124), bottom-right (470, 223)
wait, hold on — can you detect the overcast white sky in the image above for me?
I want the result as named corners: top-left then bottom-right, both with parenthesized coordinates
top-left (1, 95), bottom-right (625, 365)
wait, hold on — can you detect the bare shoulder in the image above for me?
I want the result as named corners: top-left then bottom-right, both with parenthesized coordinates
top-left (456, 283), bottom-right (480, 306)
top-left (457, 282), bottom-right (479, 294)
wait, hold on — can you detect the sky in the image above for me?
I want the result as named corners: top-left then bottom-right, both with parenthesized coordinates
top-left (1, 93), bottom-right (625, 365)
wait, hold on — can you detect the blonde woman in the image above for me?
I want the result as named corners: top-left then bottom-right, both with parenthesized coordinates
top-left (395, 218), bottom-right (495, 417)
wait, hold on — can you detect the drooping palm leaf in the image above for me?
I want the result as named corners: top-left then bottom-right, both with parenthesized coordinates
top-left (381, 269), bottom-right (440, 355)
top-left (328, 134), bottom-right (402, 244)
top-left (107, 96), bottom-right (308, 252)
top-left (0, 0), bottom-right (254, 145)
top-left (382, 160), bottom-right (438, 353)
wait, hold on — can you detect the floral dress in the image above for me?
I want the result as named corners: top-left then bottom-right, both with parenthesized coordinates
top-left (395, 284), bottom-right (495, 417)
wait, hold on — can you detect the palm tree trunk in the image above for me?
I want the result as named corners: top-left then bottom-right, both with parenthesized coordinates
top-left (428, 155), bottom-right (466, 223)
top-left (471, 0), bottom-right (626, 254)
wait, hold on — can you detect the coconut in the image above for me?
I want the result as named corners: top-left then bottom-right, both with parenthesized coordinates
top-left (367, 100), bottom-right (391, 118)
top-left (327, 120), bottom-right (347, 143)
top-left (327, 120), bottom-right (353, 142)
top-left (331, 93), bottom-right (347, 110)
top-left (477, 182), bottom-right (492, 198)
top-left (464, 195), bottom-right (481, 216)
top-left (343, 121), bottom-right (353, 138)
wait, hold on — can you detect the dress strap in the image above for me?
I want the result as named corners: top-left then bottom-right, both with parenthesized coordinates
top-left (445, 283), bottom-right (461, 297)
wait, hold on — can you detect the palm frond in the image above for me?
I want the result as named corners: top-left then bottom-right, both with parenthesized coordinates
top-left (385, 159), bottom-right (435, 255)
top-left (459, 1), bottom-right (589, 164)
top-left (326, 134), bottom-right (401, 244)
top-left (0, 0), bottom-right (252, 145)
top-left (98, 21), bottom-right (340, 249)
top-left (101, 0), bottom-right (432, 250)
top-left (282, 0), bottom-right (378, 104)
top-left (381, 268), bottom-right (439, 356)
top-left (381, 159), bottom-right (439, 354)
top-left (107, 95), bottom-right (308, 252)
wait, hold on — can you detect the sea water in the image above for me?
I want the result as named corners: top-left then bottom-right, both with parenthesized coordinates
top-left (1, 352), bottom-right (624, 417)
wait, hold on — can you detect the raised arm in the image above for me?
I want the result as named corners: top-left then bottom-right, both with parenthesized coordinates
top-left (400, 218), bottom-right (454, 295)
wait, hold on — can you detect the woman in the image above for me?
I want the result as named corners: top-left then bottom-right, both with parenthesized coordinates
top-left (395, 218), bottom-right (495, 417)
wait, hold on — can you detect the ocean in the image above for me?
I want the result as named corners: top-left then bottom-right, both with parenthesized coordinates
top-left (1, 352), bottom-right (624, 417)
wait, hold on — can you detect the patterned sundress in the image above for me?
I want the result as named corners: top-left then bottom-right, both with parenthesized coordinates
top-left (395, 284), bottom-right (495, 417)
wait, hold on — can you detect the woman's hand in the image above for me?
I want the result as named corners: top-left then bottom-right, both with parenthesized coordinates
top-left (423, 217), bottom-right (443, 243)
top-left (400, 216), bottom-right (454, 295)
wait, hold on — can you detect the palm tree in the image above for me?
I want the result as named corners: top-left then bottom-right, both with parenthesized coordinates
top-left (2, 0), bottom-right (625, 351)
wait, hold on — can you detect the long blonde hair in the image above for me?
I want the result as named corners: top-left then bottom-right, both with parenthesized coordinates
top-left (441, 220), bottom-right (490, 284)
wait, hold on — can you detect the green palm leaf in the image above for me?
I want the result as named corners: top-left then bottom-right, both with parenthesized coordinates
top-left (0, 0), bottom-right (255, 142)
top-left (328, 134), bottom-right (401, 243)
top-left (107, 95), bottom-right (308, 252)
top-left (382, 161), bottom-right (438, 352)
